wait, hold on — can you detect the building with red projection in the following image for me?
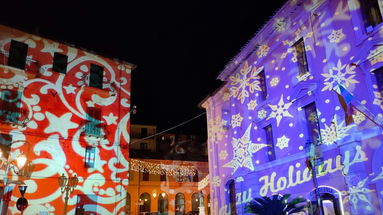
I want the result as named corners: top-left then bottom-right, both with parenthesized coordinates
top-left (202, 0), bottom-right (383, 214)
top-left (0, 25), bottom-right (135, 214)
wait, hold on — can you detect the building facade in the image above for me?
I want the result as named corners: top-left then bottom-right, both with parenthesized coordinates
top-left (127, 158), bottom-right (210, 215)
top-left (128, 124), bottom-right (210, 214)
top-left (201, 0), bottom-right (383, 214)
top-left (0, 25), bottom-right (134, 214)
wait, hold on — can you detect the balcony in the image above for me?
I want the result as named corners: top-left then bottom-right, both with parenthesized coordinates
top-left (0, 51), bottom-right (40, 77)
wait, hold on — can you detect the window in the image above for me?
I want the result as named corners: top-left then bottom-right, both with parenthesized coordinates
top-left (175, 193), bottom-right (185, 215)
top-left (158, 193), bottom-right (168, 214)
top-left (125, 192), bottom-right (131, 214)
top-left (141, 128), bottom-right (148, 138)
top-left (374, 67), bottom-right (383, 94)
top-left (257, 70), bottom-right (267, 100)
top-left (52, 52), bottom-right (68, 74)
top-left (228, 180), bottom-right (237, 215)
top-left (143, 169), bottom-right (149, 181)
top-left (293, 38), bottom-right (309, 76)
top-left (8, 40), bottom-right (28, 70)
top-left (75, 194), bottom-right (97, 214)
top-left (191, 193), bottom-right (200, 211)
top-left (303, 102), bottom-right (321, 145)
top-left (176, 170), bottom-right (183, 182)
top-left (0, 90), bottom-right (23, 124)
top-left (160, 172), bottom-right (167, 181)
top-left (263, 125), bottom-right (275, 161)
top-left (89, 64), bottom-right (104, 89)
top-left (139, 193), bottom-right (151, 213)
top-left (193, 170), bottom-right (199, 182)
top-left (85, 146), bottom-right (96, 168)
top-left (140, 142), bottom-right (148, 150)
top-left (85, 107), bottom-right (102, 136)
top-left (359, 0), bottom-right (382, 31)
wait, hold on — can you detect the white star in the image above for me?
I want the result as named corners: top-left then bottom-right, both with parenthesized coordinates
top-left (63, 84), bottom-right (76, 94)
top-left (44, 112), bottom-right (78, 139)
top-left (103, 113), bottom-right (118, 125)
top-left (223, 125), bottom-right (268, 172)
top-left (41, 40), bottom-right (63, 56)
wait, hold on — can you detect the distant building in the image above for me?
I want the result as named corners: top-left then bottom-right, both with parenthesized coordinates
top-left (0, 25), bottom-right (135, 214)
top-left (128, 124), bottom-right (210, 214)
top-left (130, 124), bottom-right (208, 161)
top-left (127, 158), bottom-right (210, 215)
top-left (201, 0), bottom-right (383, 214)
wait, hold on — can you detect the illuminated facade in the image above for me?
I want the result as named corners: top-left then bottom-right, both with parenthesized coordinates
top-left (201, 0), bottom-right (383, 214)
top-left (127, 158), bottom-right (210, 215)
top-left (0, 25), bottom-right (134, 214)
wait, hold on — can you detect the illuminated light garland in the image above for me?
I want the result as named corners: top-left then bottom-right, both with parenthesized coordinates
top-left (198, 174), bottom-right (209, 190)
top-left (130, 159), bottom-right (197, 176)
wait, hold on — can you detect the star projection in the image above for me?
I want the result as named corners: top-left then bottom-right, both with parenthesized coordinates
top-left (223, 125), bottom-right (268, 172)
top-left (201, 1), bottom-right (383, 215)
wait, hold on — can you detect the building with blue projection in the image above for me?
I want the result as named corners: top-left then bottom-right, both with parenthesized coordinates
top-left (201, 0), bottom-right (383, 214)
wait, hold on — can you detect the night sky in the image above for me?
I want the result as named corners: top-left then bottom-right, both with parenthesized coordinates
top-left (1, 1), bottom-right (286, 136)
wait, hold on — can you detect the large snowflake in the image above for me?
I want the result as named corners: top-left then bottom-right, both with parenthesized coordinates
top-left (342, 176), bottom-right (374, 209)
top-left (266, 94), bottom-right (293, 126)
top-left (321, 115), bottom-right (354, 145)
top-left (321, 59), bottom-right (359, 92)
top-left (229, 61), bottom-right (262, 104)
top-left (223, 125), bottom-right (268, 172)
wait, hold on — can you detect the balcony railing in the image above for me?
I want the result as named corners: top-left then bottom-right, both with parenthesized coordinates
top-left (0, 51), bottom-right (40, 75)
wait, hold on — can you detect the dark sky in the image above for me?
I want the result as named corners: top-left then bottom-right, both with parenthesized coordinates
top-left (1, 1), bottom-right (286, 136)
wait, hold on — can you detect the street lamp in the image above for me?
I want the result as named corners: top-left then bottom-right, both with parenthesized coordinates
top-left (0, 151), bottom-right (28, 215)
top-left (58, 173), bottom-right (79, 215)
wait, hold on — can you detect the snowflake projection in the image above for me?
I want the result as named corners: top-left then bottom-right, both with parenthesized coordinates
top-left (308, 112), bottom-right (318, 123)
top-left (368, 46), bottom-right (383, 65)
top-left (276, 135), bottom-right (290, 150)
top-left (373, 91), bottom-right (383, 110)
top-left (270, 77), bottom-right (280, 87)
top-left (352, 110), bottom-right (366, 124)
top-left (219, 150), bottom-right (228, 160)
top-left (223, 92), bottom-right (231, 101)
top-left (208, 117), bottom-right (225, 143)
top-left (321, 59), bottom-right (359, 92)
top-left (342, 176), bottom-right (374, 209)
top-left (231, 113), bottom-right (243, 128)
top-left (258, 109), bottom-right (267, 119)
top-left (321, 115), bottom-right (354, 145)
top-left (224, 125), bottom-right (268, 172)
top-left (256, 44), bottom-right (270, 58)
top-left (267, 94), bottom-right (293, 127)
top-left (328, 29), bottom-right (345, 43)
top-left (229, 61), bottom-right (262, 104)
top-left (212, 176), bottom-right (221, 187)
top-left (247, 100), bottom-right (257, 110)
top-left (273, 17), bottom-right (288, 32)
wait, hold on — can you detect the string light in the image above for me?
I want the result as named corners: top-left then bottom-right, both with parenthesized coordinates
top-left (130, 159), bottom-right (198, 177)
